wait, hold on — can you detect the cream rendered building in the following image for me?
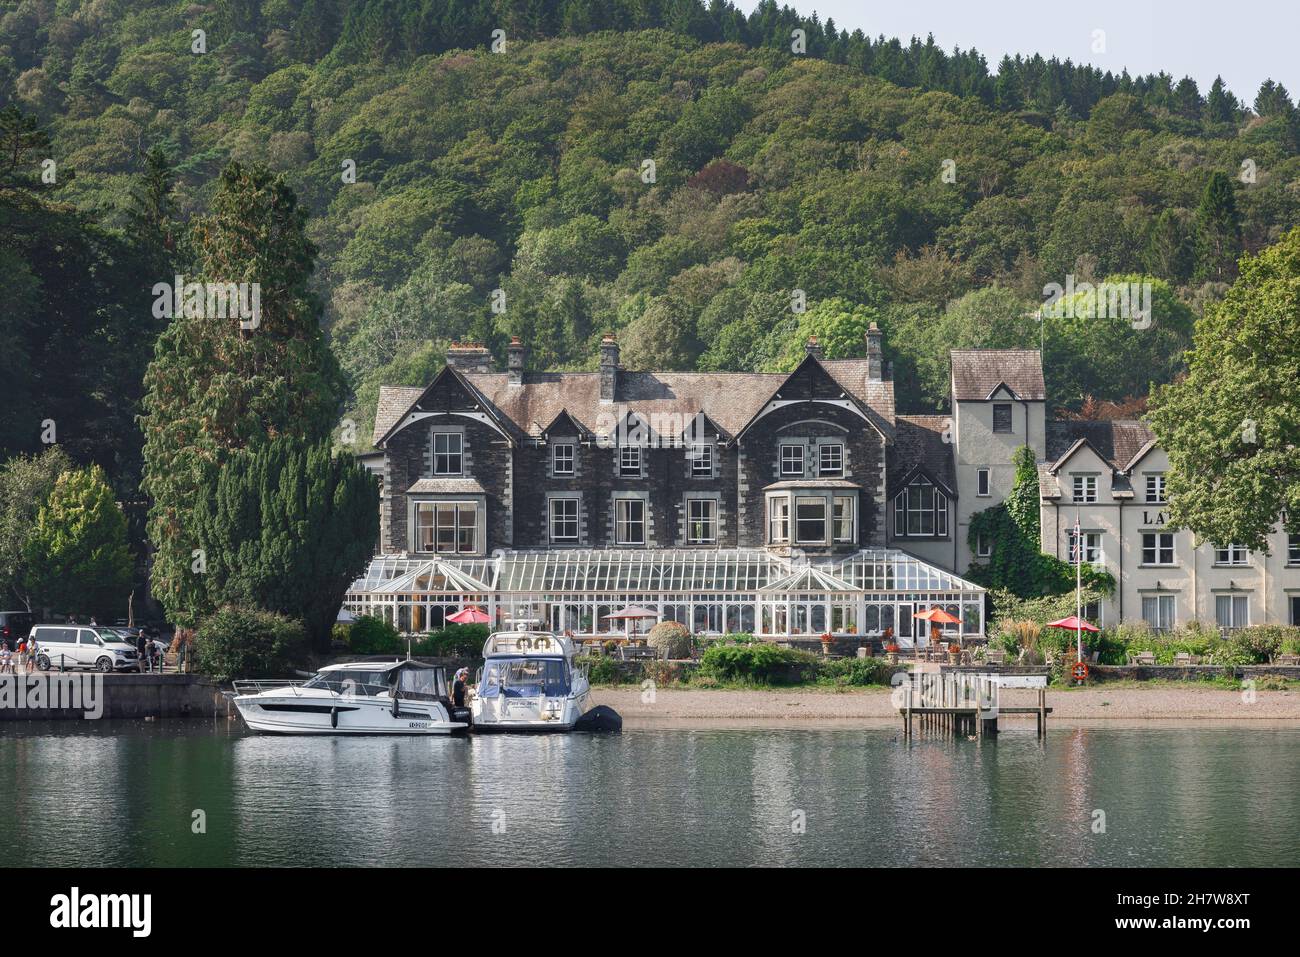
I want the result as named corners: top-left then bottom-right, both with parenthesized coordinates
top-left (949, 350), bottom-right (1300, 631)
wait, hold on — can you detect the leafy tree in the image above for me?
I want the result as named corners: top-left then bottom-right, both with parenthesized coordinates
top-left (0, 447), bottom-right (72, 610)
top-left (192, 438), bottom-right (379, 651)
top-left (966, 446), bottom-right (1114, 598)
top-left (1148, 227), bottom-right (1300, 552)
top-left (1193, 171), bottom-right (1242, 283)
top-left (140, 163), bottom-right (345, 627)
top-left (24, 465), bottom-right (133, 619)
top-left (765, 298), bottom-right (881, 372)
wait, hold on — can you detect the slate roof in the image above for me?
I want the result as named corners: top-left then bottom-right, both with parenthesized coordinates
top-left (406, 478), bottom-right (487, 495)
top-left (1039, 419), bottom-right (1157, 500)
top-left (888, 415), bottom-right (955, 495)
top-left (373, 359), bottom-right (896, 448)
top-left (950, 350), bottom-right (1046, 401)
top-left (1046, 419), bottom-right (1155, 471)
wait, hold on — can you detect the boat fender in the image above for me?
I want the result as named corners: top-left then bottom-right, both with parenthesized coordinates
top-left (573, 705), bottom-right (622, 733)
top-left (330, 705), bottom-right (338, 729)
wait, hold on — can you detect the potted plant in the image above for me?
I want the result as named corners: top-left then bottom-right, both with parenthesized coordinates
top-left (947, 642), bottom-right (961, 665)
top-left (884, 642), bottom-right (900, 664)
top-left (820, 632), bottom-right (834, 655)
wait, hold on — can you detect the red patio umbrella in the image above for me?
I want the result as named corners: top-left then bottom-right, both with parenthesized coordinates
top-left (1044, 615), bottom-right (1099, 633)
top-left (446, 606), bottom-right (490, 625)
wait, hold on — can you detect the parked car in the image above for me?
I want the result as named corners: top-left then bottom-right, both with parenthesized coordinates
top-left (30, 625), bottom-right (140, 673)
top-left (0, 611), bottom-right (34, 650)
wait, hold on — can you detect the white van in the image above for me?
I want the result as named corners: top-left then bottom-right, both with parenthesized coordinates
top-left (30, 625), bottom-right (140, 673)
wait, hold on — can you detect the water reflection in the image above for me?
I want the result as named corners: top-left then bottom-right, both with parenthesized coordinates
top-left (2, 723), bottom-right (1297, 867)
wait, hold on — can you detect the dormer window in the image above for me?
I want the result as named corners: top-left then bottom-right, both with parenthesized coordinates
top-left (780, 444), bottom-right (804, 476)
top-left (1145, 473), bottom-right (1166, 503)
top-left (895, 477), bottom-right (948, 537)
top-left (1072, 475), bottom-right (1097, 503)
top-left (818, 443), bottom-right (843, 476)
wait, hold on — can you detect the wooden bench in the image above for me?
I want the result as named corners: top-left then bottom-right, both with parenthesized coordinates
top-left (1129, 651), bottom-right (1156, 666)
top-left (617, 645), bottom-right (660, 661)
top-left (985, 648), bottom-right (1006, 665)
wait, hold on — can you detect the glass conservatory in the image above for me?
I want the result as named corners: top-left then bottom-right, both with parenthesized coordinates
top-left (346, 548), bottom-right (986, 642)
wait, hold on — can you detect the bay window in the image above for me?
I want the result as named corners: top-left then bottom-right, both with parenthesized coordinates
top-left (769, 497), bottom-right (790, 544)
top-left (415, 501), bottom-right (477, 554)
top-left (795, 497), bottom-right (826, 544)
top-left (895, 477), bottom-right (948, 537)
top-left (833, 496), bottom-right (854, 543)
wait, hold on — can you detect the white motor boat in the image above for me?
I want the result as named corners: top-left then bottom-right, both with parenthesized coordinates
top-left (470, 629), bottom-right (591, 732)
top-left (232, 660), bottom-right (470, 735)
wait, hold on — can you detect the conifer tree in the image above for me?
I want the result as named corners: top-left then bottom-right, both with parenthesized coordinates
top-left (1193, 171), bottom-right (1242, 282)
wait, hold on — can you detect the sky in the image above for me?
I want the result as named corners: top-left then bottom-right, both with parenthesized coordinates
top-left (742, 1), bottom-right (1297, 106)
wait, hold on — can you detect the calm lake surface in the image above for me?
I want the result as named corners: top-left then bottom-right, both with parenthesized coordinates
top-left (2, 721), bottom-right (1298, 867)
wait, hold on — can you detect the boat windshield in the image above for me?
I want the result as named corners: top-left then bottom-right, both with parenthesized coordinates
top-left (479, 657), bottom-right (570, 698)
top-left (303, 669), bottom-right (391, 696)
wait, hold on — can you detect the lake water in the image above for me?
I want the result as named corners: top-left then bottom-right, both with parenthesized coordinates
top-left (2, 721), bottom-right (1297, 867)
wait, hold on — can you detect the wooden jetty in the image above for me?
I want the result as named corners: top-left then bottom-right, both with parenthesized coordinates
top-left (899, 673), bottom-right (1051, 739)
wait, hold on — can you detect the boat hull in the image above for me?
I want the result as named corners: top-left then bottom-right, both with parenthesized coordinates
top-left (470, 691), bottom-right (590, 733)
top-left (234, 694), bottom-right (467, 736)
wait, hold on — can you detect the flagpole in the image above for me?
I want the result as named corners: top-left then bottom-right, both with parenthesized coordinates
top-left (1075, 509), bottom-right (1083, 676)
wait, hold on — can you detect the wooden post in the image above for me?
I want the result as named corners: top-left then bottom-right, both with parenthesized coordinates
top-left (1037, 687), bottom-right (1046, 738)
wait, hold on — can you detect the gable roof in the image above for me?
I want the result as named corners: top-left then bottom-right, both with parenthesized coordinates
top-left (888, 415), bottom-right (956, 496)
top-left (734, 354), bottom-right (895, 444)
top-left (950, 350), bottom-right (1046, 402)
top-left (374, 357), bottom-right (896, 448)
top-left (372, 365), bottom-right (518, 448)
top-left (1046, 419), bottom-right (1155, 472)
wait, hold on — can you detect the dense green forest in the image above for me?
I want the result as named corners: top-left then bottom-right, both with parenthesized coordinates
top-left (5, 0), bottom-right (1300, 469)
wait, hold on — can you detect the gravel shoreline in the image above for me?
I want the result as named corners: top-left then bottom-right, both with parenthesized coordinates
top-left (591, 685), bottom-right (1300, 723)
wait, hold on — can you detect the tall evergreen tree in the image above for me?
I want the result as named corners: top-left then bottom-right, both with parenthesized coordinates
top-left (192, 437), bottom-right (379, 651)
top-left (139, 162), bottom-right (345, 626)
top-left (1204, 76), bottom-right (1236, 123)
top-left (1143, 209), bottom-right (1194, 284)
top-left (1193, 171), bottom-right (1242, 282)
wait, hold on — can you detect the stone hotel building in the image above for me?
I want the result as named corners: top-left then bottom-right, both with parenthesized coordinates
top-left (345, 331), bottom-right (1299, 638)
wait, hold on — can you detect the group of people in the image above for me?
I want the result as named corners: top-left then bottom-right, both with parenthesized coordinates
top-left (0, 635), bottom-right (38, 674)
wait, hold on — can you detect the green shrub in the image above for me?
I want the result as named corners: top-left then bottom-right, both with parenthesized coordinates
top-left (816, 656), bottom-right (899, 687)
top-left (420, 624), bottom-right (488, 657)
top-left (698, 642), bottom-right (818, 685)
top-left (345, 615), bottom-right (403, 654)
top-left (646, 620), bottom-right (691, 658)
top-left (194, 606), bottom-right (307, 682)
top-left (578, 654), bottom-right (633, 685)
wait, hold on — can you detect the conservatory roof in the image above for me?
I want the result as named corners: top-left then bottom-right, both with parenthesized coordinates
top-left (760, 566), bottom-right (860, 594)
top-left (350, 549), bottom-right (984, 597)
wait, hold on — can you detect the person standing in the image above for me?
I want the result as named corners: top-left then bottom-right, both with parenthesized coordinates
top-left (452, 668), bottom-right (469, 708)
top-left (24, 633), bottom-right (38, 673)
top-left (136, 630), bottom-right (149, 673)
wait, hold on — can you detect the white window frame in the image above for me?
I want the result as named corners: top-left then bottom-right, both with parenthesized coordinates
top-left (769, 496), bottom-right (790, 544)
top-left (795, 496), bottom-right (827, 545)
top-left (1145, 473), bottom-right (1166, 504)
top-left (689, 442), bottom-right (713, 477)
top-left (1214, 543), bottom-right (1249, 566)
top-left (976, 468), bottom-right (990, 497)
top-left (1289, 534), bottom-right (1300, 566)
top-left (833, 495), bottom-right (854, 543)
top-left (1215, 594), bottom-right (1249, 630)
top-left (416, 500), bottom-right (477, 555)
top-left (1067, 529), bottom-right (1102, 565)
top-left (780, 444), bottom-right (805, 477)
top-left (549, 497), bottom-right (579, 543)
top-left (1142, 594), bottom-right (1176, 633)
top-left (895, 478), bottom-right (948, 537)
top-left (976, 532), bottom-right (992, 558)
top-left (687, 498), bottom-right (717, 544)
top-left (552, 442), bottom-right (575, 476)
top-left (614, 498), bottom-right (645, 545)
top-left (818, 443), bottom-right (843, 476)
top-left (1142, 532), bottom-right (1175, 566)
top-left (619, 445), bottom-right (642, 478)
top-left (1072, 474), bottom-right (1098, 504)
top-left (433, 432), bottom-right (462, 476)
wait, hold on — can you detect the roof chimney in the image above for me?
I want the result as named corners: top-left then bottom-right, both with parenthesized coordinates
top-left (599, 332), bottom-right (620, 404)
top-left (507, 336), bottom-right (525, 386)
top-left (865, 322), bottom-right (883, 381)
top-left (804, 335), bottom-right (823, 360)
top-left (445, 342), bottom-right (492, 374)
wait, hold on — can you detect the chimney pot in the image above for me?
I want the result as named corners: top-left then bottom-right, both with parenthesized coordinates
top-left (805, 335), bottom-right (823, 360)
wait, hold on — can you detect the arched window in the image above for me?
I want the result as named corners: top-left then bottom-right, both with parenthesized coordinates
top-left (894, 477), bottom-right (948, 537)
